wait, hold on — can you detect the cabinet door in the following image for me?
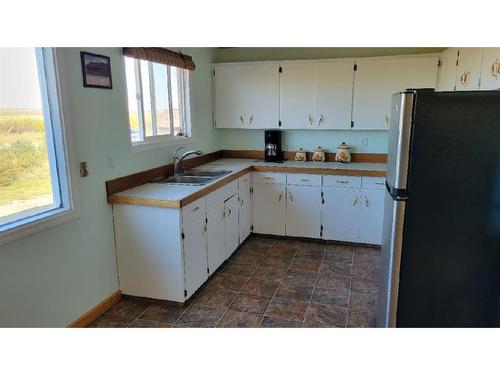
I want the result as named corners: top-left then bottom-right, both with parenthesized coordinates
top-left (224, 195), bottom-right (240, 258)
top-left (321, 188), bottom-right (361, 242)
top-left (207, 203), bottom-right (226, 276)
top-left (279, 62), bottom-right (316, 129)
top-left (238, 188), bottom-right (252, 244)
top-left (352, 59), bottom-right (399, 130)
top-left (455, 48), bottom-right (484, 91)
top-left (252, 184), bottom-right (286, 235)
top-left (315, 61), bottom-right (355, 129)
top-left (214, 63), bottom-right (279, 129)
top-left (480, 48), bottom-right (500, 90)
top-left (286, 185), bottom-right (322, 239)
top-left (394, 56), bottom-right (439, 92)
top-left (359, 190), bottom-right (385, 245)
top-left (437, 48), bottom-right (459, 91)
top-left (183, 215), bottom-right (208, 298)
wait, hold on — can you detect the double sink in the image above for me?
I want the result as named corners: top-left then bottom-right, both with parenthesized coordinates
top-left (156, 169), bottom-right (232, 186)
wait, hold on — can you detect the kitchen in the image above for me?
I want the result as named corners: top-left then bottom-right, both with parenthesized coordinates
top-left (2, 0), bottom-right (499, 370)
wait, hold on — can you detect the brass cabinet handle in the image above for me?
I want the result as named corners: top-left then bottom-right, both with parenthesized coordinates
top-left (227, 208), bottom-right (232, 217)
top-left (240, 198), bottom-right (244, 207)
top-left (240, 115), bottom-right (244, 124)
top-left (384, 114), bottom-right (390, 126)
top-left (192, 206), bottom-right (199, 212)
top-left (278, 192), bottom-right (283, 202)
top-left (300, 178), bottom-right (310, 182)
top-left (491, 59), bottom-right (500, 78)
top-left (353, 196), bottom-right (359, 206)
top-left (264, 176), bottom-right (274, 180)
top-left (222, 208), bottom-right (226, 219)
top-left (365, 195), bottom-right (369, 207)
top-left (308, 114), bottom-right (314, 125)
top-left (317, 114), bottom-right (325, 126)
top-left (336, 180), bottom-right (349, 184)
top-left (289, 192), bottom-right (294, 202)
top-left (249, 114), bottom-right (254, 125)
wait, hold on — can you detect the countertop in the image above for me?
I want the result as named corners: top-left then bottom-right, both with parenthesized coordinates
top-left (108, 158), bottom-right (386, 208)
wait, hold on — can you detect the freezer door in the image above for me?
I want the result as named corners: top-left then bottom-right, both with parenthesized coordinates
top-left (385, 92), bottom-right (415, 191)
top-left (377, 187), bottom-right (406, 327)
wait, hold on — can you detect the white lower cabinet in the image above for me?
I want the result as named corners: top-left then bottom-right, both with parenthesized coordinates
top-left (252, 183), bottom-right (286, 235)
top-left (224, 194), bottom-right (239, 258)
top-left (182, 214), bottom-right (208, 297)
top-left (286, 185), bottom-right (322, 238)
top-left (322, 188), bottom-right (361, 243)
top-left (359, 190), bottom-right (385, 245)
top-left (206, 202), bottom-right (226, 276)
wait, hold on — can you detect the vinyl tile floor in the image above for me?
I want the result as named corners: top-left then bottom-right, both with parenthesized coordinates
top-left (88, 235), bottom-right (380, 328)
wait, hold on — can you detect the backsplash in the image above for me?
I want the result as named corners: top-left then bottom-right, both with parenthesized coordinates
top-left (218, 129), bottom-right (389, 154)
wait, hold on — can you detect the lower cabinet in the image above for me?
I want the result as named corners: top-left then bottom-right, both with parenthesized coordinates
top-left (322, 188), bottom-right (361, 242)
top-left (321, 186), bottom-right (385, 245)
top-left (252, 183), bottom-right (286, 235)
top-left (182, 214), bottom-right (208, 297)
top-left (224, 194), bottom-right (240, 258)
top-left (359, 190), bottom-right (385, 245)
top-left (286, 185), bottom-right (322, 238)
top-left (206, 202), bottom-right (226, 276)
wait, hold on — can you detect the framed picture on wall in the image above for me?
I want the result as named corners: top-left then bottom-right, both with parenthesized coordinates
top-left (80, 51), bottom-right (113, 89)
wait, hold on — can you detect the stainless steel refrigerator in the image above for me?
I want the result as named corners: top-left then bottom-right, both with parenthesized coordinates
top-left (377, 89), bottom-right (500, 327)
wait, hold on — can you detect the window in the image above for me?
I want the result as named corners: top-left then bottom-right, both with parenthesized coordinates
top-left (125, 57), bottom-right (192, 147)
top-left (0, 48), bottom-right (76, 243)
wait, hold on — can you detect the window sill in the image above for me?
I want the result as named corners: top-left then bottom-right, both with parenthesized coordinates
top-left (130, 136), bottom-right (194, 153)
top-left (0, 206), bottom-right (79, 246)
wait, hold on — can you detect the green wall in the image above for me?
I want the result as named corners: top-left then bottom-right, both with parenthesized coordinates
top-left (215, 47), bottom-right (444, 154)
top-left (0, 47), bottom-right (218, 327)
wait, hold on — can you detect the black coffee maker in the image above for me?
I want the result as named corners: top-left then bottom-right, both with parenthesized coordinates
top-left (264, 130), bottom-right (283, 162)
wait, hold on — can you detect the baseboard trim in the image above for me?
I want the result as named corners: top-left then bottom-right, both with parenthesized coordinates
top-left (68, 290), bottom-right (122, 328)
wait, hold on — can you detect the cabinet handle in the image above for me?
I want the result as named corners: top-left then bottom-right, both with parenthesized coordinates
top-left (249, 114), bottom-right (254, 125)
top-left (308, 114), bottom-right (314, 125)
top-left (353, 196), bottom-right (359, 206)
top-left (491, 60), bottom-right (500, 78)
top-left (278, 192), bottom-right (283, 202)
top-left (202, 223), bottom-right (207, 234)
top-left (264, 176), bottom-right (274, 180)
top-left (192, 206), bottom-right (199, 212)
top-left (240, 114), bottom-right (244, 124)
top-left (222, 208), bottom-right (226, 219)
top-left (317, 114), bottom-right (325, 126)
top-left (228, 208), bottom-right (232, 217)
top-left (289, 192), bottom-right (294, 202)
top-left (384, 114), bottom-right (390, 126)
top-left (240, 198), bottom-right (244, 207)
top-left (300, 178), bottom-right (310, 182)
top-left (365, 196), bottom-right (369, 207)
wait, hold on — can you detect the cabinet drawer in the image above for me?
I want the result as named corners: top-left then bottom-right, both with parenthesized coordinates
top-left (286, 173), bottom-right (321, 186)
top-left (252, 172), bottom-right (286, 185)
top-left (206, 180), bottom-right (238, 209)
top-left (362, 177), bottom-right (386, 190)
top-left (182, 197), bottom-right (207, 224)
top-left (238, 173), bottom-right (251, 192)
top-left (323, 175), bottom-right (362, 189)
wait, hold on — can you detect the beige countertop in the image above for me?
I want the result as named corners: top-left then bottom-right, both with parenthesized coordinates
top-left (108, 158), bottom-right (386, 208)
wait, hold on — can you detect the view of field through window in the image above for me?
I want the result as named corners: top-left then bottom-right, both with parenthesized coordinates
top-left (0, 48), bottom-right (54, 226)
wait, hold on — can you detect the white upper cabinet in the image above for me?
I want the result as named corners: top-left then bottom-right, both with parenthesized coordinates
top-left (214, 63), bottom-right (280, 129)
top-left (437, 48), bottom-right (459, 91)
top-left (279, 62), bottom-right (316, 129)
top-left (352, 56), bottom-right (438, 130)
top-left (280, 61), bottom-right (354, 129)
top-left (315, 61), bottom-right (355, 129)
top-left (352, 59), bottom-right (399, 130)
top-left (480, 48), bottom-right (500, 90)
top-left (455, 48), bottom-right (484, 91)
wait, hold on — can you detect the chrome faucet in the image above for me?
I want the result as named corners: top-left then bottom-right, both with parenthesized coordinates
top-left (173, 146), bottom-right (203, 175)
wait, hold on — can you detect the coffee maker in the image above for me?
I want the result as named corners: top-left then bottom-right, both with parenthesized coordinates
top-left (264, 130), bottom-right (283, 162)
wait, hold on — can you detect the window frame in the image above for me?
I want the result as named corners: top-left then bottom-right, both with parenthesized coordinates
top-left (0, 48), bottom-right (79, 246)
top-left (125, 57), bottom-right (194, 153)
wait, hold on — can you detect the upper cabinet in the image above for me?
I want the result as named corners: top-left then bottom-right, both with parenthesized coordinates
top-left (455, 48), bottom-right (484, 91)
top-left (437, 48), bottom-right (500, 92)
top-left (352, 56), bottom-right (438, 130)
top-left (480, 48), bottom-right (500, 90)
top-left (213, 62), bottom-right (279, 129)
top-left (279, 60), bottom-right (354, 129)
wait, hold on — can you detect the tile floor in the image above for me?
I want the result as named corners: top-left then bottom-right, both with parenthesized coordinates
top-left (88, 235), bottom-right (380, 328)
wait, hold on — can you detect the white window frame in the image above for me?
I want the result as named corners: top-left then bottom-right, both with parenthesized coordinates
top-left (125, 58), bottom-right (194, 153)
top-left (0, 48), bottom-right (79, 246)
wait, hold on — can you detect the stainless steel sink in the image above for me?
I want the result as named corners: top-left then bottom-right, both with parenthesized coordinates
top-left (155, 170), bottom-right (232, 186)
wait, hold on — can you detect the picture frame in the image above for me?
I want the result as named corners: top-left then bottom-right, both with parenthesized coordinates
top-left (80, 51), bottom-right (113, 89)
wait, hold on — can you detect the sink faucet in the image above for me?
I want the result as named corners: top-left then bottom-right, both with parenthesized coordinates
top-left (173, 147), bottom-right (204, 175)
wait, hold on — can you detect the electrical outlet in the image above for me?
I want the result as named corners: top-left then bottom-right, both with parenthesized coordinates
top-left (362, 137), bottom-right (369, 147)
